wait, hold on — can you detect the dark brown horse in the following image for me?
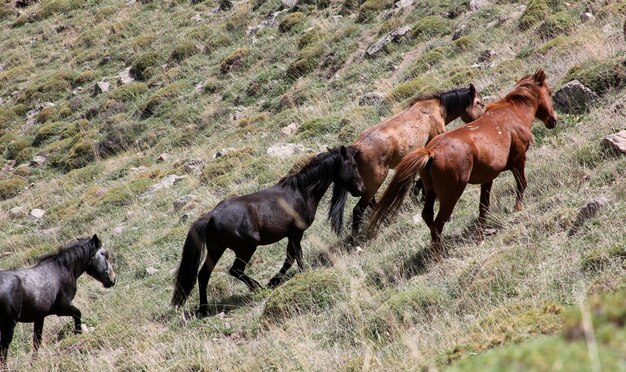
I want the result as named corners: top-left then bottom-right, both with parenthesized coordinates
top-left (0, 235), bottom-right (115, 368)
top-left (368, 70), bottom-right (557, 258)
top-left (172, 146), bottom-right (364, 317)
top-left (348, 86), bottom-right (484, 242)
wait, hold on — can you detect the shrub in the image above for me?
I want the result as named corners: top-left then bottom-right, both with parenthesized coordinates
top-left (278, 12), bottom-right (306, 33)
top-left (73, 70), bottom-right (96, 85)
top-left (411, 16), bottom-right (452, 39)
top-left (170, 42), bottom-right (198, 62)
top-left (388, 76), bottom-right (443, 102)
top-left (357, 0), bottom-right (393, 23)
top-left (453, 35), bottom-right (478, 51)
top-left (405, 46), bottom-right (452, 79)
top-left (130, 52), bottom-right (162, 81)
top-left (220, 48), bottom-right (249, 74)
top-left (296, 115), bottom-right (343, 138)
top-left (519, 0), bottom-right (550, 30)
top-left (141, 82), bottom-right (186, 118)
top-left (5, 136), bottom-right (30, 160)
top-left (262, 269), bottom-right (346, 321)
top-left (64, 135), bottom-right (96, 170)
top-left (563, 53), bottom-right (626, 95)
top-left (108, 82), bottom-right (148, 102)
top-left (36, 0), bottom-right (86, 19)
top-left (97, 118), bottom-right (145, 158)
top-left (286, 43), bottom-right (324, 80)
top-left (15, 147), bottom-right (35, 165)
top-left (538, 11), bottom-right (578, 39)
top-left (0, 177), bottom-right (27, 200)
top-left (36, 107), bottom-right (57, 124)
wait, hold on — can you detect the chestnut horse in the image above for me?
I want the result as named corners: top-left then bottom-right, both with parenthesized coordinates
top-left (348, 85), bottom-right (484, 242)
top-left (368, 70), bottom-right (557, 258)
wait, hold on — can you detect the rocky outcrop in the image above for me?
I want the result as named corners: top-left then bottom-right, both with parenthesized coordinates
top-left (267, 143), bottom-right (314, 157)
top-left (553, 80), bottom-right (599, 113)
top-left (365, 26), bottom-right (411, 57)
top-left (601, 130), bottom-right (626, 155)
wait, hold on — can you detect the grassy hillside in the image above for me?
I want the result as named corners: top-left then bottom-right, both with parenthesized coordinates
top-left (0, 0), bottom-right (625, 370)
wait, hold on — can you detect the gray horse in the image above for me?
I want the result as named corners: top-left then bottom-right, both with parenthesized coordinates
top-left (0, 235), bottom-right (115, 368)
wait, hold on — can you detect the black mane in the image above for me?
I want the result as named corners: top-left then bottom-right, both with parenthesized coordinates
top-left (409, 87), bottom-right (473, 118)
top-left (37, 238), bottom-right (97, 274)
top-left (277, 148), bottom-right (342, 193)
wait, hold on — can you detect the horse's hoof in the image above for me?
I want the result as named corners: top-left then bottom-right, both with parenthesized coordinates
top-left (195, 308), bottom-right (209, 319)
top-left (268, 277), bottom-right (284, 288)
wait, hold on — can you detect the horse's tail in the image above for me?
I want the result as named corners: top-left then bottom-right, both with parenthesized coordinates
top-left (171, 217), bottom-right (210, 307)
top-left (367, 148), bottom-right (435, 233)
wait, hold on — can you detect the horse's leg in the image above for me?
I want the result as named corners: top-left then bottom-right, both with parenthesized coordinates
top-left (475, 181), bottom-right (493, 242)
top-left (55, 304), bottom-right (83, 334)
top-left (430, 186), bottom-right (464, 260)
top-left (229, 247), bottom-right (261, 291)
top-left (421, 188), bottom-right (436, 228)
top-left (197, 245), bottom-right (226, 317)
top-left (0, 321), bottom-right (16, 368)
top-left (32, 319), bottom-right (44, 353)
top-left (512, 163), bottom-right (527, 212)
top-left (351, 160), bottom-right (388, 243)
top-left (412, 179), bottom-right (425, 202)
top-left (268, 231), bottom-right (304, 288)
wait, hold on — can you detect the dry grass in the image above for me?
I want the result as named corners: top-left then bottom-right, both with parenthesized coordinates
top-left (0, 0), bottom-right (625, 370)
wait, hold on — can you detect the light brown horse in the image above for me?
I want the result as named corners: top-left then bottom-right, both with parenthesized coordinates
top-left (368, 70), bottom-right (557, 257)
top-left (348, 86), bottom-right (484, 242)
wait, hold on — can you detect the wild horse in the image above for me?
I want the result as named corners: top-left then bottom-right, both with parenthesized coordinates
top-left (368, 70), bottom-right (557, 258)
top-left (348, 85), bottom-right (484, 242)
top-left (172, 145), bottom-right (364, 317)
top-left (0, 235), bottom-right (115, 368)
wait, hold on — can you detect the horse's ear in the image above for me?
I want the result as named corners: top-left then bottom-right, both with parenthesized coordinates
top-left (469, 84), bottom-right (476, 99)
top-left (92, 234), bottom-right (101, 248)
top-left (340, 145), bottom-right (348, 158)
top-left (534, 69), bottom-right (546, 84)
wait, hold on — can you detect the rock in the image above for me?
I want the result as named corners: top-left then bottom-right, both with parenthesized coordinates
top-left (1, 160), bottom-right (16, 174)
top-left (568, 197), bottom-right (609, 236)
top-left (157, 153), bottom-right (169, 162)
top-left (452, 23), bottom-right (467, 40)
top-left (359, 92), bottom-right (385, 106)
top-left (281, 122), bottom-right (299, 136)
top-left (266, 143), bottom-right (314, 157)
top-left (247, 10), bottom-right (286, 35)
top-left (470, 0), bottom-right (489, 11)
top-left (477, 49), bottom-right (497, 63)
top-left (553, 80), bottom-right (599, 113)
top-left (580, 12), bottom-right (594, 22)
top-left (94, 81), bottom-right (110, 95)
top-left (29, 208), bottom-right (46, 220)
top-left (173, 194), bottom-right (195, 212)
top-left (99, 55), bottom-right (112, 66)
top-left (9, 206), bottom-right (26, 219)
top-left (281, 0), bottom-right (297, 7)
top-left (194, 81), bottom-right (204, 93)
top-left (365, 26), bottom-right (411, 57)
top-left (393, 0), bottom-right (413, 9)
top-left (141, 175), bottom-right (187, 198)
top-left (602, 24), bottom-right (613, 34)
top-left (601, 130), bottom-right (626, 155)
top-left (118, 67), bottom-right (134, 85)
top-left (20, 108), bottom-right (39, 135)
top-left (30, 155), bottom-right (46, 167)
top-left (129, 166), bottom-right (147, 175)
top-left (180, 212), bottom-right (192, 223)
top-left (16, 0), bottom-right (37, 7)
top-left (183, 159), bottom-right (204, 175)
top-left (112, 224), bottom-right (126, 236)
top-left (146, 267), bottom-right (159, 275)
top-left (214, 147), bottom-right (236, 159)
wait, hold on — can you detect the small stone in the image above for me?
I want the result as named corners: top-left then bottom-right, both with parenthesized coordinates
top-left (118, 67), bottom-right (134, 85)
top-left (112, 224), bottom-right (126, 236)
top-left (180, 212), bottom-right (192, 223)
top-left (98, 55), bottom-right (112, 66)
top-left (146, 267), bottom-right (159, 275)
top-left (365, 26), bottom-right (411, 57)
top-left (194, 81), bottom-right (204, 93)
top-left (183, 159), bottom-right (204, 175)
top-left (568, 197), bottom-right (609, 236)
top-left (359, 92), bottom-right (385, 106)
top-left (452, 23), bottom-right (467, 40)
top-left (94, 81), bottom-right (110, 95)
top-left (281, 122), bottom-right (299, 136)
top-left (29, 208), bottom-right (46, 220)
top-left (553, 80), bottom-right (599, 113)
top-left (580, 12), bottom-right (594, 22)
top-left (30, 155), bottom-right (46, 167)
top-left (173, 195), bottom-right (195, 212)
top-left (214, 148), bottom-right (235, 159)
top-left (602, 24), bottom-right (613, 34)
top-left (266, 143), bottom-right (314, 158)
top-left (469, 0), bottom-right (489, 11)
top-left (393, 0), bottom-right (413, 9)
top-left (157, 153), bottom-right (169, 162)
top-left (141, 175), bottom-right (188, 198)
top-left (9, 206), bottom-right (26, 219)
top-left (601, 130), bottom-right (626, 155)
top-left (281, 0), bottom-right (297, 7)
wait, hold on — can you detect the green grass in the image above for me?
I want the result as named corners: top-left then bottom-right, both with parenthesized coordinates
top-left (0, 0), bottom-right (625, 370)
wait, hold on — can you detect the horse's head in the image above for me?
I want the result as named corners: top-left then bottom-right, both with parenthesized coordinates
top-left (460, 84), bottom-right (485, 123)
top-left (530, 70), bottom-right (558, 128)
top-left (337, 145), bottom-right (365, 197)
top-left (85, 235), bottom-right (116, 288)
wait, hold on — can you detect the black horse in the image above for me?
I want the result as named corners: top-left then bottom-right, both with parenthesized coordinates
top-left (172, 145), bottom-right (364, 316)
top-left (0, 235), bottom-right (115, 368)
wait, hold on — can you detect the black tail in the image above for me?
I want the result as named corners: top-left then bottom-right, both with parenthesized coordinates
top-left (171, 217), bottom-right (210, 307)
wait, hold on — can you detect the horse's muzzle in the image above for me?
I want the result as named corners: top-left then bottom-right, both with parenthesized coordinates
top-left (547, 116), bottom-right (557, 129)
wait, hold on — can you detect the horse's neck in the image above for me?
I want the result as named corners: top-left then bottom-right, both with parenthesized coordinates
top-left (301, 176), bottom-right (334, 214)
